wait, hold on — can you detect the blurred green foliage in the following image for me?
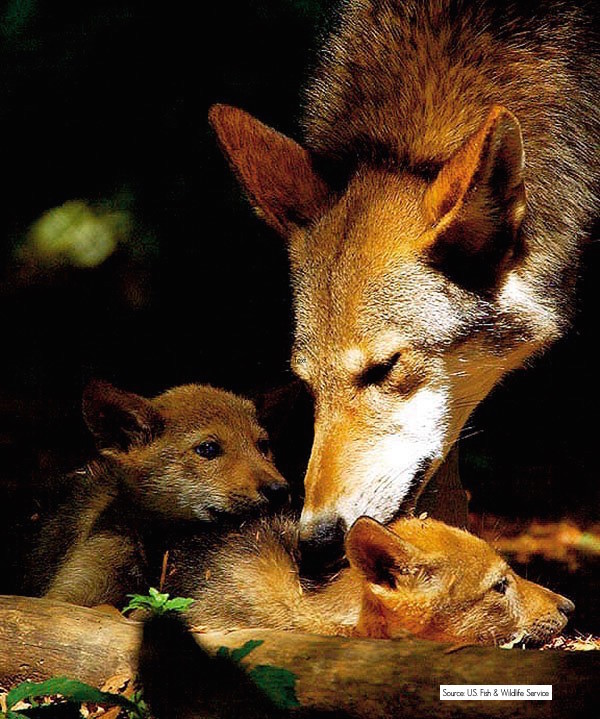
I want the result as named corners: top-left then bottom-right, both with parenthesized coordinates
top-left (25, 200), bottom-right (129, 268)
top-left (1, 0), bottom-right (38, 39)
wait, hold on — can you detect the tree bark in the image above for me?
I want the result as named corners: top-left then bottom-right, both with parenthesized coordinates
top-left (0, 595), bottom-right (140, 689)
top-left (1, 595), bottom-right (597, 719)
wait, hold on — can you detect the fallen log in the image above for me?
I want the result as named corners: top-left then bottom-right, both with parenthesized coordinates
top-left (0, 595), bottom-right (140, 688)
top-left (1, 595), bottom-right (598, 718)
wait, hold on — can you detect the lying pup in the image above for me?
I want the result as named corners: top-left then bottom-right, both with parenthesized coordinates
top-left (168, 515), bottom-right (574, 645)
top-left (27, 380), bottom-right (288, 607)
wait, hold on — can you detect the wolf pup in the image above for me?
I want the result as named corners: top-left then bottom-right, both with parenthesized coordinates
top-left (168, 514), bottom-right (573, 645)
top-left (207, 0), bottom-right (599, 561)
top-left (28, 380), bottom-right (288, 607)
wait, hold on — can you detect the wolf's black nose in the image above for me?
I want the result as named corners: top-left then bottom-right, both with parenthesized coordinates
top-left (558, 597), bottom-right (575, 617)
top-left (260, 481), bottom-right (290, 508)
top-left (298, 516), bottom-right (347, 581)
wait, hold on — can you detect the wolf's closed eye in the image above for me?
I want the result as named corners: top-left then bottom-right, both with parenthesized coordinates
top-left (357, 353), bottom-right (401, 387)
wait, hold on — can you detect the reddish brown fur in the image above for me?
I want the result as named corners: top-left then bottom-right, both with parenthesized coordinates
top-left (114, 383), bottom-right (286, 520)
top-left (208, 0), bottom-right (598, 548)
top-left (347, 517), bottom-right (573, 644)
top-left (28, 381), bottom-right (287, 607)
top-left (208, 105), bottom-right (330, 235)
top-left (171, 515), bottom-right (573, 646)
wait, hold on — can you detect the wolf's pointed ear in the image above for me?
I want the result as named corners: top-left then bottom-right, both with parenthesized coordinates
top-left (346, 517), bottom-right (435, 588)
top-left (208, 104), bottom-right (331, 237)
top-left (83, 380), bottom-right (164, 452)
top-left (423, 105), bottom-right (527, 289)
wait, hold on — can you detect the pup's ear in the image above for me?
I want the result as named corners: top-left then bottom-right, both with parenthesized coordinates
top-left (208, 104), bottom-right (331, 237)
top-left (83, 380), bottom-right (164, 451)
top-left (346, 516), bottom-right (437, 588)
top-left (423, 105), bottom-right (526, 289)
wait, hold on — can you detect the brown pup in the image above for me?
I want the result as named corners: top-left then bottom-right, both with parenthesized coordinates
top-left (207, 0), bottom-right (599, 562)
top-left (28, 380), bottom-right (288, 607)
top-left (169, 515), bottom-right (574, 646)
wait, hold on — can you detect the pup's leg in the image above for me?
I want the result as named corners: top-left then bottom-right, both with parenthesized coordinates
top-left (44, 532), bottom-right (142, 607)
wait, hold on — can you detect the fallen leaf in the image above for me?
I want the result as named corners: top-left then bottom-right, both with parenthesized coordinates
top-left (542, 634), bottom-right (600, 651)
top-left (100, 707), bottom-right (122, 719)
top-left (100, 674), bottom-right (131, 694)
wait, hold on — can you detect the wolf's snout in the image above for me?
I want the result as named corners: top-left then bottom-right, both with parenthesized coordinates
top-left (298, 515), bottom-right (347, 580)
top-left (558, 596), bottom-right (575, 618)
top-left (259, 479), bottom-right (290, 508)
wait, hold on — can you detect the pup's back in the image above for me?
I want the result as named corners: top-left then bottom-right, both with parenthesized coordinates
top-left (169, 515), bottom-right (358, 635)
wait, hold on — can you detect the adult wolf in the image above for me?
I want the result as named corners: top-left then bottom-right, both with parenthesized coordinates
top-left (209, 0), bottom-right (599, 561)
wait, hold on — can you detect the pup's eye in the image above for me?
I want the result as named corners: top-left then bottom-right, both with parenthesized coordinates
top-left (491, 577), bottom-right (509, 595)
top-left (358, 353), bottom-right (401, 387)
top-left (257, 439), bottom-right (271, 457)
top-left (194, 440), bottom-right (222, 459)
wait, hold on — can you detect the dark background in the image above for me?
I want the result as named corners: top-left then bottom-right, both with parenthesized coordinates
top-left (1, 0), bottom-right (598, 595)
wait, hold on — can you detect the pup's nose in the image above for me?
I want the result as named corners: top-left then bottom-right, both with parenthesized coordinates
top-left (260, 481), bottom-right (290, 508)
top-left (298, 515), bottom-right (347, 580)
top-left (558, 597), bottom-right (575, 618)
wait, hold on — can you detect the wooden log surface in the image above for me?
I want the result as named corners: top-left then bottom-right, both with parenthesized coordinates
top-left (0, 595), bottom-right (141, 688)
top-left (1, 595), bottom-right (598, 718)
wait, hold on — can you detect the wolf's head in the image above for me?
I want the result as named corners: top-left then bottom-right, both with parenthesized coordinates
top-left (209, 104), bottom-right (562, 560)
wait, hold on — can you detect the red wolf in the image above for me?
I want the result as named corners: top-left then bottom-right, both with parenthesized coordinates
top-left (170, 514), bottom-right (574, 645)
top-left (208, 0), bottom-right (599, 562)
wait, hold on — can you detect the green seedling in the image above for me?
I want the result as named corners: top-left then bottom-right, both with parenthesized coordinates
top-left (121, 587), bottom-right (194, 616)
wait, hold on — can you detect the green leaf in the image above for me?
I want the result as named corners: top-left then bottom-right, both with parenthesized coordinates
top-left (122, 589), bottom-right (193, 616)
top-left (122, 596), bottom-right (148, 614)
top-left (5, 677), bottom-right (140, 713)
top-left (128, 689), bottom-right (149, 718)
top-left (249, 665), bottom-right (300, 709)
top-left (230, 639), bottom-right (264, 664)
top-left (163, 597), bottom-right (195, 613)
top-left (216, 646), bottom-right (230, 660)
top-left (213, 641), bottom-right (300, 710)
top-left (148, 587), bottom-right (169, 605)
